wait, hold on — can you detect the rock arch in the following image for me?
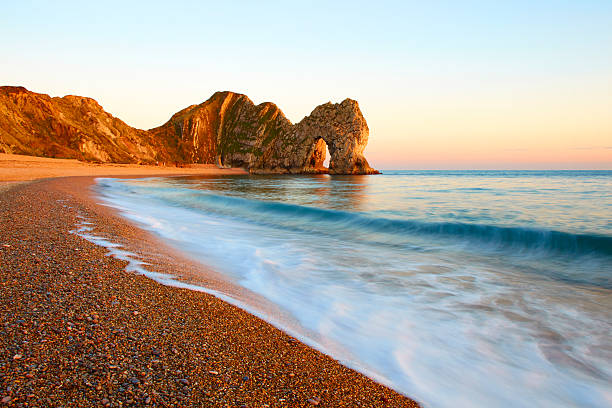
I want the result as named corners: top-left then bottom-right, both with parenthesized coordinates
top-left (149, 91), bottom-right (378, 174)
top-left (294, 99), bottom-right (378, 174)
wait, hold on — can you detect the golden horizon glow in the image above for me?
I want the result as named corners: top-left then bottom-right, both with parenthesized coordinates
top-left (2, 1), bottom-right (611, 169)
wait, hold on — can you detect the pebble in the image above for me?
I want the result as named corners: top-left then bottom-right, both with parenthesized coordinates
top-left (13, 354), bottom-right (23, 360)
top-left (0, 181), bottom-right (420, 408)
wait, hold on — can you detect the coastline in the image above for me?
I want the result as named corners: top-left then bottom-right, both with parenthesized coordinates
top-left (0, 157), bottom-right (419, 406)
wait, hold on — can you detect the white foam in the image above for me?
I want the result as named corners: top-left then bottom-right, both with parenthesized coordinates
top-left (88, 178), bottom-right (612, 408)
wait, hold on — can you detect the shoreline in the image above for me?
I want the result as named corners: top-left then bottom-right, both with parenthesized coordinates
top-left (83, 178), bottom-right (368, 373)
top-left (0, 159), bottom-right (419, 406)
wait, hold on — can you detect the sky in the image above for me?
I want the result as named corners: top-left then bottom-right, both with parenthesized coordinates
top-left (2, 0), bottom-right (611, 169)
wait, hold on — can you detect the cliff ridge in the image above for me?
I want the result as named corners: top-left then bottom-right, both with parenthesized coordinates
top-left (0, 87), bottom-right (378, 174)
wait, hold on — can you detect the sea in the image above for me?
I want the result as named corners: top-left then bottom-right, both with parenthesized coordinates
top-left (93, 170), bottom-right (612, 408)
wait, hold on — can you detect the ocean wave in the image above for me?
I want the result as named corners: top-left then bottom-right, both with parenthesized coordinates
top-left (95, 176), bottom-right (612, 406)
top-left (99, 179), bottom-right (612, 259)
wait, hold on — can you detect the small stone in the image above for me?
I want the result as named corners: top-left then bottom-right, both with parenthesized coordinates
top-left (1, 396), bottom-right (11, 403)
top-left (307, 397), bottom-right (321, 405)
top-left (129, 377), bottom-right (140, 385)
top-left (177, 378), bottom-right (189, 385)
top-left (208, 370), bottom-right (219, 375)
top-left (101, 398), bottom-right (110, 406)
top-left (289, 373), bottom-right (295, 377)
top-left (13, 354), bottom-right (23, 360)
top-left (242, 376), bottom-right (249, 381)
top-left (2, 244), bottom-right (10, 248)
top-left (133, 311), bottom-right (139, 316)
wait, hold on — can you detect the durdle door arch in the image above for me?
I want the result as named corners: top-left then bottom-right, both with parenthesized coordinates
top-left (294, 98), bottom-right (378, 175)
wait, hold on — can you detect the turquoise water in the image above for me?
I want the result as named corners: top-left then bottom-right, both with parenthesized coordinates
top-left (96, 171), bottom-right (612, 407)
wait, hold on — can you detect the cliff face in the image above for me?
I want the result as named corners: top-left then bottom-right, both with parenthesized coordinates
top-left (0, 86), bottom-right (378, 174)
top-left (0, 86), bottom-right (167, 163)
top-left (151, 91), bottom-right (378, 174)
top-left (148, 92), bottom-right (294, 168)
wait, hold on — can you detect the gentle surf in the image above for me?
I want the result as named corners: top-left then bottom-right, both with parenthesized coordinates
top-left (96, 170), bottom-right (612, 408)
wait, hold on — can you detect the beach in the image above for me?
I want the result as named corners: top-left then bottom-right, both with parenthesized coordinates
top-left (0, 153), bottom-right (251, 182)
top-left (0, 155), bottom-right (419, 407)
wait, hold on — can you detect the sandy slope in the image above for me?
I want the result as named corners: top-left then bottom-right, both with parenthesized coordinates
top-left (0, 153), bottom-right (247, 183)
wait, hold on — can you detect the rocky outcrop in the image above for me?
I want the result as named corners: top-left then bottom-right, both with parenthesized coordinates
top-left (0, 86), bottom-right (378, 174)
top-left (292, 98), bottom-right (376, 175)
top-left (0, 86), bottom-right (168, 163)
top-left (151, 91), bottom-right (378, 174)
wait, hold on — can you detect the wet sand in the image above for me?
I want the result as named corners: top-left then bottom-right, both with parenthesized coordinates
top-left (0, 157), bottom-right (420, 407)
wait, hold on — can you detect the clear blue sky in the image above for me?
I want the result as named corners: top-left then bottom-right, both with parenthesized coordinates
top-left (2, 1), bottom-right (611, 169)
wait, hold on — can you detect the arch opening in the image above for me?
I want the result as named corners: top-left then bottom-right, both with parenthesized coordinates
top-left (307, 137), bottom-right (331, 173)
top-left (323, 143), bottom-right (330, 169)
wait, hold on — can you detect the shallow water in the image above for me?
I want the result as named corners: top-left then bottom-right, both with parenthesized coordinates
top-left (95, 170), bottom-right (612, 407)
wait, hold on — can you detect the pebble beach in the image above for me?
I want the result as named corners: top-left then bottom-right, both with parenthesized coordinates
top-left (0, 160), bottom-right (419, 407)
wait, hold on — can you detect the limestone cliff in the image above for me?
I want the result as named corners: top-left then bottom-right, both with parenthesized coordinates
top-left (0, 86), bottom-right (378, 174)
top-left (0, 86), bottom-right (168, 163)
top-left (150, 91), bottom-right (378, 174)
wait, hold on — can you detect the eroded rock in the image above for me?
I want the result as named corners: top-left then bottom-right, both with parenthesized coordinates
top-left (0, 87), bottom-right (379, 174)
top-left (151, 91), bottom-right (378, 174)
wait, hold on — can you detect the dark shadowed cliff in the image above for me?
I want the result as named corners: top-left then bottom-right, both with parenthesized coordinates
top-left (0, 86), bottom-right (378, 174)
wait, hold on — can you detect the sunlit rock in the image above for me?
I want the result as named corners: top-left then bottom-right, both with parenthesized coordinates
top-left (0, 86), bottom-right (378, 174)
